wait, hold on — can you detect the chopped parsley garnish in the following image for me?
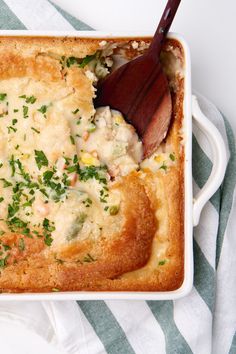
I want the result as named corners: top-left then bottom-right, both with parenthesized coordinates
top-left (34, 150), bottom-right (48, 170)
top-left (83, 197), bottom-right (92, 207)
top-left (13, 109), bottom-right (19, 113)
top-left (43, 218), bottom-right (55, 233)
top-left (83, 253), bottom-right (96, 262)
top-left (3, 244), bottom-right (11, 251)
top-left (7, 126), bottom-right (17, 133)
top-left (18, 238), bottom-right (25, 251)
top-left (37, 105), bottom-right (48, 114)
top-left (78, 165), bottom-right (107, 184)
top-left (158, 259), bottom-right (167, 266)
top-left (159, 162), bottom-right (167, 172)
top-left (0, 93), bottom-right (7, 101)
top-left (19, 95), bottom-right (37, 104)
top-left (169, 153), bottom-right (176, 161)
top-left (0, 163), bottom-right (2, 168)
top-left (0, 255), bottom-right (9, 268)
top-left (70, 135), bottom-right (75, 145)
top-left (73, 155), bottom-right (78, 164)
top-left (22, 197), bottom-right (35, 208)
top-left (0, 197), bottom-right (4, 203)
top-left (8, 203), bottom-right (20, 218)
top-left (66, 53), bottom-right (96, 68)
top-left (66, 56), bottom-right (80, 67)
top-left (109, 205), bottom-right (119, 215)
top-left (72, 108), bottom-right (79, 114)
top-left (12, 119), bottom-right (17, 125)
top-left (23, 105), bottom-right (29, 118)
top-left (42, 218), bottom-right (55, 246)
top-left (43, 170), bottom-right (54, 183)
top-left (79, 54), bottom-right (96, 68)
top-left (9, 155), bottom-right (16, 176)
top-left (0, 178), bottom-right (12, 188)
top-left (7, 217), bottom-right (27, 229)
top-left (31, 127), bottom-right (40, 134)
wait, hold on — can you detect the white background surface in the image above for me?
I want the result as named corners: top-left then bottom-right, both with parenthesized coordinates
top-left (0, 1), bottom-right (235, 354)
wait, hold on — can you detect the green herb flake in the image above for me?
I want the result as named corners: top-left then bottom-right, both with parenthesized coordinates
top-left (158, 259), bottom-right (167, 266)
top-left (159, 163), bottom-right (167, 172)
top-left (23, 105), bottom-right (29, 118)
top-left (7, 126), bottom-right (17, 133)
top-left (9, 155), bottom-right (16, 176)
top-left (0, 255), bottom-right (9, 268)
top-left (72, 108), bottom-right (80, 114)
top-left (109, 205), bottom-right (119, 216)
top-left (73, 155), bottom-right (78, 164)
top-left (31, 127), bottom-right (40, 134)
top-left (37, 105), bottom-right (48, 114)
top-left (13, 109), bottom-right (19, 113)
top-left (22, 197), bottom-right (35, 208)
top-left (0, 93), bottom-right (7, 101)
top-left (83, 253), bottom-right (95, 263)
top-left (169, 153), bottom-right (176, 161)
top-left (26, 96), bottom-right (36, 104)
top-left (0, 163), bottom-right (2, 168)
top-left (43, 170), bottom-right (54, 183)
top-left (44, 234), bottom-right (53, 246)
top-left (12, 119), bottom-right (17, 125)
top-left (18, 238), bottom-right (25, 252)
top-left (0, 178), bottom-right (12, 188)
top-left (79, 54), bottom-right (96, 68)
top-left (0, 197), bottom-right (4, 203)
top-left (19, 95), bottom-right (37, 104)
top-left (66, 56), bottom-right (80, 67)
top-left (34, 150), bottom-right (48, 170)
top-left (70, 135), bottom-right (75, 145)
top-left (3, 244), bottom-right (10, 251)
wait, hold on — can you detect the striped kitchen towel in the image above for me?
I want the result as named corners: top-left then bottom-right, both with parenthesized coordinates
top-left (0, 1), bottom-right (235, 354)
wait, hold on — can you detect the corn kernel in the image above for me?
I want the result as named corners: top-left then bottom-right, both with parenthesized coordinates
top-left (114, 114), bottom-right (124, 125)
top-left (154, 155), bottom-right (164, 163)
top-left (81, 152), bottom-right (100, 166)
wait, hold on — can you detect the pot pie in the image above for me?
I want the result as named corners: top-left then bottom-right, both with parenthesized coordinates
top-left (0, 36), bottom-right (184, 292)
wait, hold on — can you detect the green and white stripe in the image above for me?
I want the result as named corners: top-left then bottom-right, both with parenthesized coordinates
top-left (0, 2), bottom-right (235, 353)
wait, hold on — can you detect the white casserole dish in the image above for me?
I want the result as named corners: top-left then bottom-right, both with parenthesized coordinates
top-left (0, 30), bottom-right (227, 300)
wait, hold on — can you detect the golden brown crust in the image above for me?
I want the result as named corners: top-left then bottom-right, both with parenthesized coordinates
top-left (0, 36), bottom-right (184, 293)
top-left (0, 174), bottom-right (156, 291)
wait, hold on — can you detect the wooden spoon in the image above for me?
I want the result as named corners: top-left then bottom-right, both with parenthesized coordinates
top-left (95, 0), bottom-right (181, 158)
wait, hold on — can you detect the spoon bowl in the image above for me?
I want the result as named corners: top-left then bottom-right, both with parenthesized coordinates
top-left (95, 0), bottom-right (181, 158)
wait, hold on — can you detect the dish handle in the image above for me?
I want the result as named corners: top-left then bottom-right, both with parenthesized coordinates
top-left (191, 95), bottom-right (227, 226)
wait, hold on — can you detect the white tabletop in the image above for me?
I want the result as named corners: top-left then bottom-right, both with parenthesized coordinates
top-left (1, 1), bottom-right (235, 354)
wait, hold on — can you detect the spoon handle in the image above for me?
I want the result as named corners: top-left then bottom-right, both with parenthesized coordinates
top-left (148, 0), bottom-right (181, 57)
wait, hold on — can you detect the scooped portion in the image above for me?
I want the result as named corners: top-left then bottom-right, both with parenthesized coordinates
top-left (75, 106), bottom-right (143, 177)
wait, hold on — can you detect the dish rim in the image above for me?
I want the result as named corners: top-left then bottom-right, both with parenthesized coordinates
top-left (0, 30), bottom-right (193, 300)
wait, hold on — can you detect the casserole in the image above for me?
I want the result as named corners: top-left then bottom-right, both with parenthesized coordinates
top-left (0, 31), bottom-right (227, 300)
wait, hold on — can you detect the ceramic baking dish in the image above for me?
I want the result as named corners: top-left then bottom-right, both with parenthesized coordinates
top-left (0, 30), bottom-right (227, 300)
